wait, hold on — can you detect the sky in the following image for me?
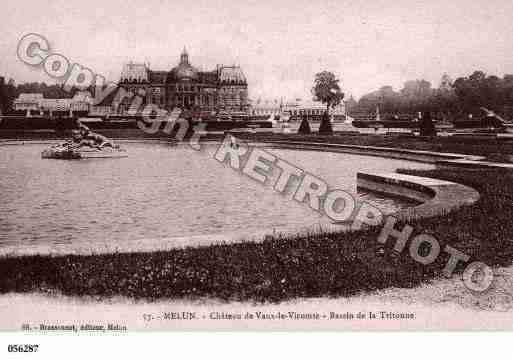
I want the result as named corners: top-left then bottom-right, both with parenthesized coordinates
top-left (1, 0), bottom-right (513, 100)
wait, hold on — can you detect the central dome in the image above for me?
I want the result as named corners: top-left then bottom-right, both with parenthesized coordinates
top-left (173, 63), bottom-right (198, 81)
top-left (170, 47), bottom-right (199, 81)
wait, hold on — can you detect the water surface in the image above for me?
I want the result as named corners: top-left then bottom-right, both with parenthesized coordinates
top-left (0, 142), bottom-right (432, 255)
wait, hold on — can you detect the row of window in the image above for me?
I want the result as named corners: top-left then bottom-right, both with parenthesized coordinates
top-left (121, 78), bottom-right (148, 84)
top-left (123, 84), bottom-right (246, 94)
top-left (148, 85), bottom-right (197, 92)
top-left (121, 78), bottom-right (247, 86)
top-left (252, 109), bottom-right (281, 115)
top-left (288, 109), bottom-right (325, 116)
top-left (148, 91), bottom-right (245, 101)
top-left (146, 96), bottom-right (249, 107)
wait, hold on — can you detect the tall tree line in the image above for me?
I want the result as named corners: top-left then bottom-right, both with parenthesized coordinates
top-left (350, 71), bottom-right (513, 120)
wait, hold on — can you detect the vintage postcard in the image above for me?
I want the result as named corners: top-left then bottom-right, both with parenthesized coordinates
top-left (1, 0), bottom-right (513, 341)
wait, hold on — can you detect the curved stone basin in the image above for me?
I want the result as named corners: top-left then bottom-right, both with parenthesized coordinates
top-left (357, 172), bottom-right (480, 220)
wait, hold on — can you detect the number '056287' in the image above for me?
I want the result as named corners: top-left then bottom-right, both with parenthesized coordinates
top-left (7, 344), bottom-right (39, 353)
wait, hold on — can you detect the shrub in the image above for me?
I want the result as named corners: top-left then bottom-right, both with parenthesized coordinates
top-left (318, 112), bottom-right (333, 135)
top-left (297, 117), bottom-right (311, 135)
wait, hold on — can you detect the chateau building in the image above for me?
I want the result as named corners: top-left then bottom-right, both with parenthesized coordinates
top-left (117, 48), bottom-right (249, 116)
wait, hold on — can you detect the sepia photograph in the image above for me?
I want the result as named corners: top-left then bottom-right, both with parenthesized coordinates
top-left (1, 0), bottom-right (513, 347)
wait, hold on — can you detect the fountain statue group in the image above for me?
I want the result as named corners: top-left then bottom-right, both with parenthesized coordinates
top-left (41, 120), bottom-right (125, 159)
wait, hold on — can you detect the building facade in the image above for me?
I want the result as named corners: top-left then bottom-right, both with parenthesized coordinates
top-left (283, 98), bottom-right (345, 121)
top-left (117, 48), bottom-right (249, 117)
top-left (250, 98), bottom-right (283, 117)
top-left (13, 93), bottom-right (43, 113)
top-left (13, 91), bottom-right (94, 116)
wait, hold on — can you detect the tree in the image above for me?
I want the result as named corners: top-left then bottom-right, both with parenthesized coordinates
top-left (297, 116), bottom-right (311, 135)
top-left (419, 111), bottom-right (436, 137)
top-left (453, 71), bottom-right (501, 114)
top-left (312, 71), bottom-right (344, 135)
top-left (0, 78), bottom-right (17, 114)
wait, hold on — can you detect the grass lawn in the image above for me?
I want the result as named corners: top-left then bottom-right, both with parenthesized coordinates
top-left (242, 133), bottom-right (513, 162)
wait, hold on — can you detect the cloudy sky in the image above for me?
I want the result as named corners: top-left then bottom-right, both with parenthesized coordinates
top-left (1, 0), bottom-right (513, 100)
